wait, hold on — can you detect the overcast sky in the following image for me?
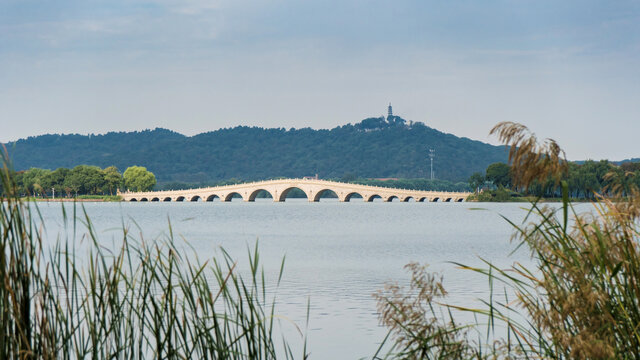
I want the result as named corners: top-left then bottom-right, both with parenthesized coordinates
top-left (1, 0), bottom-right (639, 160)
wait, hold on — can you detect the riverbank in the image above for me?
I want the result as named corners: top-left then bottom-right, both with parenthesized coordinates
top-left (467, 189), bottom-right (592, 203)
top-left (22, 195), bottom-right (122, 202)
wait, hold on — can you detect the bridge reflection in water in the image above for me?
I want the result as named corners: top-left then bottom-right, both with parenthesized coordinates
top-left (118, 178), bottom-right (471, 203)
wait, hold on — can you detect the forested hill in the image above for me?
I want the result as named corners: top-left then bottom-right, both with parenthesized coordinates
top-left (5, 116), bottom-right (507, 183)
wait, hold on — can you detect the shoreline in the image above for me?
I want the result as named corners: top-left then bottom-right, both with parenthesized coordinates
top-left (15, 197), bottom-right (122, 202)
top-left (36, 198), bottom-right (108, 202)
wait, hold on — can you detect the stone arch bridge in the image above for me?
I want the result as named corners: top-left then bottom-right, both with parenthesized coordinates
top-left (119, 178), bottom-right (471, 203)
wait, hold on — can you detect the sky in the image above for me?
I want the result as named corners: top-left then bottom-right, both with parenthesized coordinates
top-left (1, 0), bottom-right (639, 160)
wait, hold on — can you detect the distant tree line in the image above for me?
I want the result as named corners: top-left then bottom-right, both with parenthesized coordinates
top-left (156, 178), bottom-right (245, 191)
top-left (348, 177), bottom-right (470, 192)
top-left (5, 159), bottom-right (637, 200)
top-left (469, 160), bottom-right (640, 199)
top-left (3, 165), bottom-right (156, 197)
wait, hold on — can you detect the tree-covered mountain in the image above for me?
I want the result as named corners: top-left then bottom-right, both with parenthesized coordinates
top-left (4, 116), bottom-right (507, 183)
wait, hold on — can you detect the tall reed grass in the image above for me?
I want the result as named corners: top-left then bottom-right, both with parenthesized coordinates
top-left (0, 148), bottom-right (306, 359)
top-left (375, 122), bottom-right (640, 359)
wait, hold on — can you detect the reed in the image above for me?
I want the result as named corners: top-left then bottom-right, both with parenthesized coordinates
top-left (375, 122), bottom-right (640, 359)
top-left (0, 147), bottom-right (306, 359)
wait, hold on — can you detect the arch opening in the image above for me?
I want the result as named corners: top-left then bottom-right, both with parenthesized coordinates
top-left (163, 197), bottom-right (172, 202)
top-left (417, 197), bottom-right (427, 202)
top-left (312, 189), bottom-right (338, 202)
top-left (190, 195), bottom-right (202, 202)
top-left (431, 197), bottom-right (440, 202)
top-left (140, 198), bottom-right (148, 202)
top-left (344, 192), bottom-right (363, 202)
top-left (176, 196), bottom-right (185, 202)
top-left (129, 198), bottom-right (137, 202)
top-left (403, 197), bottom-right (415, 202)
top-left (248, 189), bottom-right (274, 202)
top-left (278, 187), bottom-right (308, 202)
top-left (224, 192), bottom-right (243, 202)
top-left (367, 195), bottom-right (383, 202)
top-left (206, 194), bottom-right (220, 202)
top-left (445, 198), bottom-right (452, 202)
top-left (151, 197), bottom-right (160, 202)
top-left (456, 198), bottom-right (464, 202)
top-left (386, 196), bottom-right (399, 202)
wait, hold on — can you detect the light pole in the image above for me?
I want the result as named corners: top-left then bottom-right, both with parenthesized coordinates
top-left (428, 148), bottom-right (435, 180)
top-left (52, 187), bottom-right (55, 200)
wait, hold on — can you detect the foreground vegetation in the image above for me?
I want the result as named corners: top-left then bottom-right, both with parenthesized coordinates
top-left (0, 150), bottom-right (305, 359)
top-left (375, 122), bottom-right (640, 358)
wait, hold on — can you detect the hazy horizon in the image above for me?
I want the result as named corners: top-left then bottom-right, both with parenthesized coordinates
top-left (2, 0), bottom-right (639, 160)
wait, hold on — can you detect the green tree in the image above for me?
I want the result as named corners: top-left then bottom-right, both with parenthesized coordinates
top-left (468, 172), bottom-right (485, 193)
top-left (621, 162), bottom-right (640, 172)
top-left (485, 162), bottom-right (511, 189)
top-left (14, 171), bottom-right (25, 196)
top-left (22, 168), bottom-right (51, 196)
top-left (123, 166), bottom-right (156, 192)
top-left (103, 166), bottom-right (123, 195)
top-left (64, 165), bottom-right (105, 195)
top-left (341, 172), bottom-right (358, 183)
top-left (48, 168), bottom-right (70, 197)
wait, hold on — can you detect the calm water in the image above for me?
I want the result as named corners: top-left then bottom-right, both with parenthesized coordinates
top-left (35, 199), bottom-right (563, 359)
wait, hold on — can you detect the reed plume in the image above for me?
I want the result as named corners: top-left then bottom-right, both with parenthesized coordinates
top-left (376, 122), bottom-right (640, 359)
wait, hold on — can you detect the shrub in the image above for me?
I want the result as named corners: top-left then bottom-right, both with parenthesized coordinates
top-left (375, 122), bottom-right (640, 358)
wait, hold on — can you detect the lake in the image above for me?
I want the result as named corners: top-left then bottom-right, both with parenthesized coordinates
top-left (35, 199), bottom-right (561, 359)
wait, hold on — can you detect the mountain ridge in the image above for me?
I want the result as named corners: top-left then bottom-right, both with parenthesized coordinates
top-left (4, 116), bottom-right (507, 182)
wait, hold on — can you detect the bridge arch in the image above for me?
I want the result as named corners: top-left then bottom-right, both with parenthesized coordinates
top-left (140, 198), bottom-right (148, 202)
top-left (190, 195), bottom-right (201, 202)
top-left (205, 194), bottom-right (220, 202)
top-left (248, 189), bottom-right (274, 202)
top-left (129, 198), bottom-right (138, 202)
top-left (176, 196), bottom-right (185, 202)
top-left (456, 198), bottom-right (464, 202)
top-left (277, 187), bottom-right (309, 202)
top-left (402, 196), bottom-right (414, 202)
top-left (312, 189), bottom-right (338, 202)
top-left (223, 192), bottom-right (243, 202)
top-left (444, 198), bottom-right (452, 202)
top-left (163, 197), bottom-right (172, 202)
top-left (343, 192), bottom-right (363, 202)
top-left (151, 197), bottom-right (159, 202)
top-left (366, 194), bottom-right (383, 202)
top-left (431, 197), bottom-right (439, 202)
top-left (386, 195), bottom-right (399, 202)
top-left (417, 197), bottom-right (427, 202)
